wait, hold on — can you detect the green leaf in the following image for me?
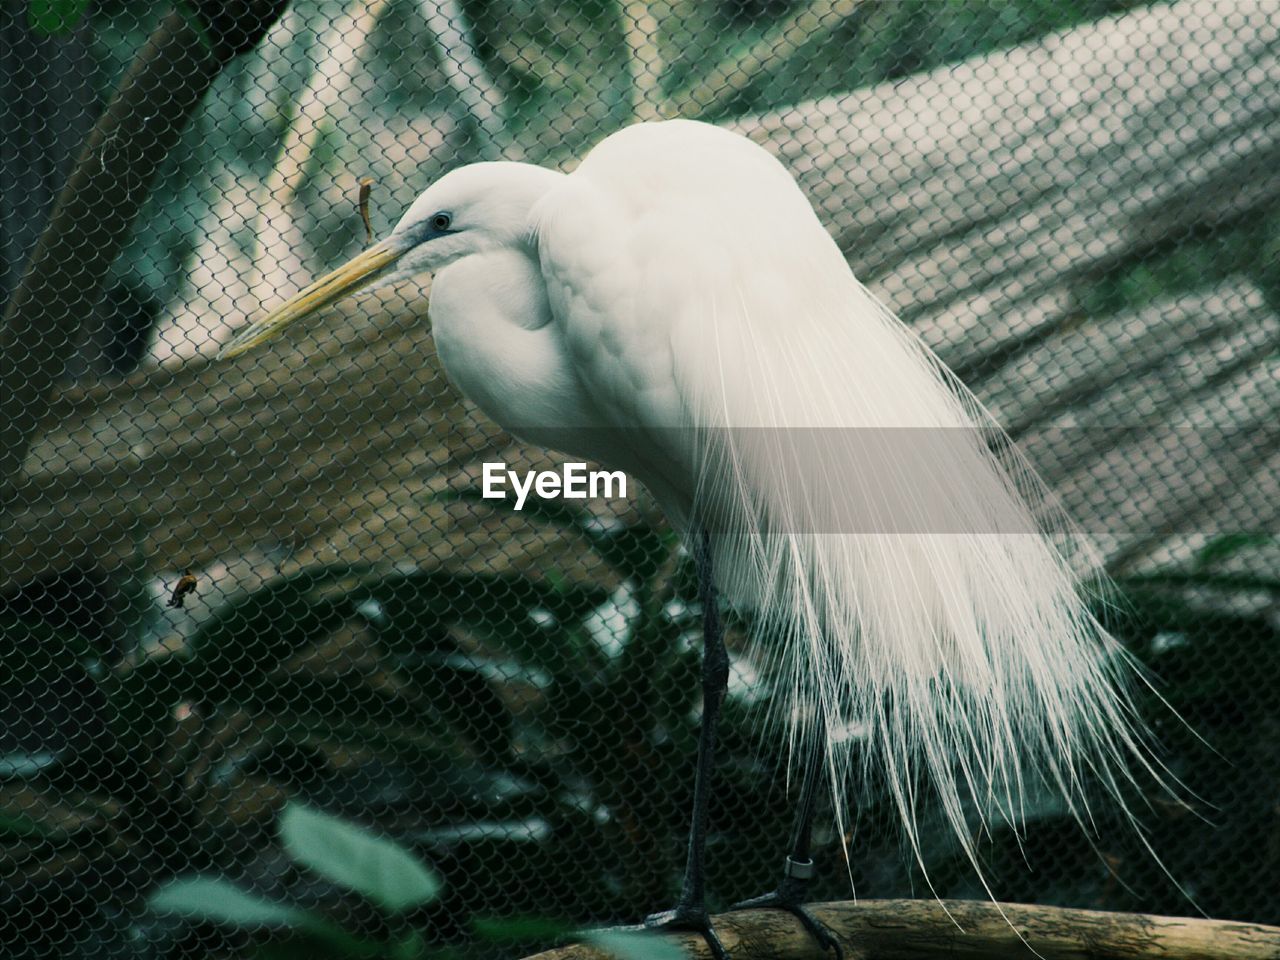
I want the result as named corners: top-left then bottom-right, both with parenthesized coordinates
top-left (252, 930), bottom-right (385, 960)
top-left (0, 613), bottom-right (89, 685)
top-left (472, 915), bottom-right (574, 941)
top-left (583, 929), bottom-right (687, 960)
top-left (399, 655), bottom-right (514, 755)
top-left (0, 810), bottom-right (68, 841)
top-left (27, 0), bottom-right (91, 34)
top-left (156, 880), bottom-right (380, 960)
top-left (363, 569), bottom-right (608, 675)
top-left (101, 655), bottom-right (188, 750)
top-left (279, 804), bottom-right (442, 913)
top-left (388, 932), bottom-right (428, 960)
top-left (186, 565), bottom-right (374, 704)
top-left (0, 751), bottom-right (60, 779)
top-left (1113, 571), bottom-right (1280, 595)
top-left (149, 877), bottom-right (316, 929)
top-left (1193, 533), bottom-right (1277, 570)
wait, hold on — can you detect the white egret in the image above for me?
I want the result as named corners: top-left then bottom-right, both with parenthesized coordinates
top-left (222, 120), bottom-right (1158, 957)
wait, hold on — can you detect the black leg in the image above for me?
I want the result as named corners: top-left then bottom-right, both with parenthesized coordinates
top-left (646, 529), bottom-right (730, 960)
top-left (730, 736), bottom-right (844, 960)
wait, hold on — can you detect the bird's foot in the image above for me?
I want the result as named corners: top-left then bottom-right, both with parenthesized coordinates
top-left (645, 902), bottom-right (729, 960)
top-left (729, 860), bottom-right (843, 960)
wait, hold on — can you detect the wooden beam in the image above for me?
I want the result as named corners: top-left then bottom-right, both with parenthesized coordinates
top-left (523, 900), bottom-right (1280, 960)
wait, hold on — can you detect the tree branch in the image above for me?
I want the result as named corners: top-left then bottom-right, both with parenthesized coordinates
top-left (526, 900), bottom-right (1280, 960)
top-left (251, 0), bottom-right (393, 305)
top-left (0, 1), bottom-right (289, 501)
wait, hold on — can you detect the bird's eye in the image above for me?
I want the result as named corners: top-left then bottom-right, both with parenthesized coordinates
top-left (430, 212), bottom-right (452, 231)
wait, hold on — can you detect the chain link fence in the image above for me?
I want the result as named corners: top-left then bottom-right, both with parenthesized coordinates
top-left (2, 0), bottom-right (1278, 957)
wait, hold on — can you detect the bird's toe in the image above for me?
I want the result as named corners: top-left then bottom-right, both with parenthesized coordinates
top-left (644, 906), bottom-right (729, 960)
top-left (728, 887), bottom-right (843, 960)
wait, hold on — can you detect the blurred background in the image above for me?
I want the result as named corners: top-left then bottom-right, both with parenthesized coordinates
top-left (1, 0), bottom-right (1278, 957)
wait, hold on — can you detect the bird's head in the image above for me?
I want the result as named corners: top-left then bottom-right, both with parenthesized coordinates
top-left (220, 161), bottom-right (562, 359)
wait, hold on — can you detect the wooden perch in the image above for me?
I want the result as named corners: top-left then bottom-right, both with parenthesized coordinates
top-left (526, 900), bottom-right (1280, 960)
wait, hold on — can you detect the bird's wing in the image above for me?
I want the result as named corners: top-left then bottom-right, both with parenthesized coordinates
top-left (531, 120), bottom-right (875, 524)
top-left (531, 145), bottom-right (715, 520)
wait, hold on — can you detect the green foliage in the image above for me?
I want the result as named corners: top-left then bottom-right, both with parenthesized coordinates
top-left (469, 915), bottom-right (573, 941)
top-left (1112, 533), bottom-right (1280, 595)
top-left (150, 804), bottom-right (437, 959)
top-left (0, 492), bottom-right (751, 958)
top-left (6, 500), bottom-right (1280, 954)
top-left (668, 0), bottom-right (1146, 123)
top-left (583, 929), bottom-right (686, 960)
top-left (150, 877), bottom-right (329, 931)
top-left (27, 0), bottom-right (90, 34)
top-left (1075, 212), bottom-right (1280, 317)
top-left (182, 565), bottom-right (377, 704)
top-left (0, 810), bottom-right (66, 841)
top-left (1194, 533), bottom-right (1279, 570)
top-left (280, 804), bottom-right (442, 913)
top-left (10, 462), bottom-right (1275, 955)
top-left (77, 0), bottom-right (1178, 340)
top-left (1098, 580), bottom-right (1280, 918)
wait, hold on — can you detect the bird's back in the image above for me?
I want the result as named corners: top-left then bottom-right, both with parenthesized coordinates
top-left (534, 120), bottom-right (1158, 885)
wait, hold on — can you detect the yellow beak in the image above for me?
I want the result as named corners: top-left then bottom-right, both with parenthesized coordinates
top-left (219, 237), bottom-right (406, 360)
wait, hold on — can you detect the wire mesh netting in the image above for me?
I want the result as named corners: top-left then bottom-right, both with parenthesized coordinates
top-left (2, 0), bottom-right (1279, 957)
